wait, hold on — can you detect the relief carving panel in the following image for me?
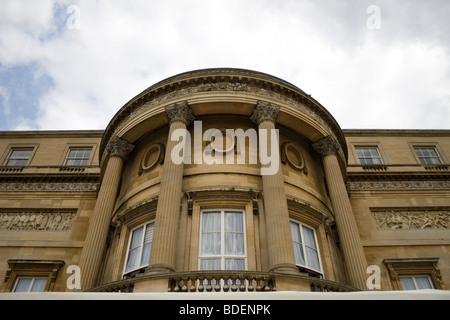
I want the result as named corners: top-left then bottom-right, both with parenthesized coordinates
top-left (372, 210), bottom-right (450, 230)
top-left (0, 211), bottom-right (76, 231)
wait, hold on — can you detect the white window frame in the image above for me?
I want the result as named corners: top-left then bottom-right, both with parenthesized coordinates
top-left (290, 219), bottom-right (323, 275)
top-left (12, 277), bottom-right (48, 293)
top-left (198, 209), bottom-right (247, 271)
top-left (413, 146), bottom-right (443, 165)
top-left (123, 221), bottom-right (155, 276)
top-left (4, 147), bottom-right (34, 166)
top-left (64, 147), bottom-right (93, 166)
top-left (355, 146), bottom-right (384, 165)
top-left (399, 275), bottom-right (435, 290)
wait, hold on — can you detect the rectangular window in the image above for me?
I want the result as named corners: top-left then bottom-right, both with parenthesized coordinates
top-left (5, 148), bottom-right (34, 166)
top-left (355, 147), bottom-right (383, 165)
top-left (199, 210), bottom-right (246, 271)
top-left (124, 222), bottom-right (154, 274)
top-left (414, 147), bottom-right (443, 165)
top-left (13, 277), bottom-right (47, 292)
top-left (400, 276), bottom-right (434, 290)
top-left (64, 148), bottom-right (92, 166)
top-left (290, 221), bottom-right (322, 273)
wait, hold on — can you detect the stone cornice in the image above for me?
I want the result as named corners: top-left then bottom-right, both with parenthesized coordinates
top-left (100, 68), bottom-right (347, 162)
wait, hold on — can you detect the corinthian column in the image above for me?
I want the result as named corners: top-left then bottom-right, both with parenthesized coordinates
top-left (79, 136), bottom-right (134, 290)
top-left (313, 136), bottom-right (368, 289)
top-left (251, 101), bottom-right (298, 274)
top-left (147, 101), bottom-right (194, 274)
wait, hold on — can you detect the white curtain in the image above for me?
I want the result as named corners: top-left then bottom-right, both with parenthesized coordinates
top-left (225, 258), bottom-right (245, 270)
top-left (401, 276), bottom-right (433, 290)
top-left (200, 211), bottom-right (246, 270)
top-left (200, 258), bottom-right (221, 270)
top-left (290, 222), bottom-right (321, 272)
top-left (125, 223), bottom-right (154, 273)
top-left (140, 222), bottom-right (154, 267)
top-left (415, 276), bottom-right (433, 289)
top-left (400, 277), bottom-right (416, 290)
top-left (14, 278), bottom-right (47, 292)
top-left (125, 225), bottom-right (143, 272)
top-left (30, 278), bottom-right (47, 292)
top-left (303, 225), bottom-right (321, 271)
top-left (201, 211), bottom-right (221, 255)
top-left (14, 278), bottom-right (32, 292)
top-left (290, 221), bottom-right (305, 266)
top-left (225, 211), bottom-right (245, 256)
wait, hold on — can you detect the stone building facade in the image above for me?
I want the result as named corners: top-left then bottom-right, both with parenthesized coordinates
top-left (0, 68), bottom-right (449, 293)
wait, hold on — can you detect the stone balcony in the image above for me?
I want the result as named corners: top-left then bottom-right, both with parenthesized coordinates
top-left (88, 271), bottom-right (359, 293)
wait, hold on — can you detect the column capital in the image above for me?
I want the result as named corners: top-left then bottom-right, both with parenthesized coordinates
top-left (165, 101), bottom-right (195, 126)
top-left (106, 136), bottom-right (135, 160)
top-left (250, 101), bottom-right (280, 126)
top-left (312, 136), bottom-right (340, 158)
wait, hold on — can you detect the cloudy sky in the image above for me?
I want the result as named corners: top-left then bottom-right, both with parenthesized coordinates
top-left (0, 0), bottom-right (449, 131)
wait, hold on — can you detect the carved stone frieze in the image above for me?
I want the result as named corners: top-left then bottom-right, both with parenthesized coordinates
top-left (0, 182), bottom-right (100, 192)
top-left (312, 136), bottom-right (340, 158)
top-left (347, 180), bottom-right (450, 191)
top-left (106, 136), bottom-right (135, 160)
top-left (372, 210), bottom-right (450, 230)
top-left (165, 101), bottom-right (195, 126)
top-left (250, 101), bottom-right (280, 125)
top-left (0, 210), bottom-right (77, 231)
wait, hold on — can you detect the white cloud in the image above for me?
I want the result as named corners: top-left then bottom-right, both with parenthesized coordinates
top-left (0, 0), bottom-right (449, 130)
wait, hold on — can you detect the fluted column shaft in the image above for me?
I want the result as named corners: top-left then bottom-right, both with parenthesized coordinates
top-left (251, 101), bottom-right (298, 274)
top-left (313, 136), bottom-right (368, 289)
top-left (148, 101), bottom-right (194, 273)
top-left (79, 137), bottom-right (134, 290)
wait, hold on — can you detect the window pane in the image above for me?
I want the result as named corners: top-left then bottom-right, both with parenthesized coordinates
top-left (6, 148), bottom-right (33, 166)
top-left (415, 147), bottom-right (442, 165)
top-left (400, 277), bottom-right (416, 290)
top-left (201, 212), bottom-right (221, 255)
top-left (140, 243), bottom-right (152, 268)
top-left (125, 248), bottom-right (140, 272)
top-left (202, 212), bottom-right (221, 232)
top-left (30, 278), bottom-right (47, 292)
top-left (225, 233), bottom-right (245, 255)
top-left (140, 223), bottom-right (154, 268)
top-left (225, 212), bottom-right (244, 232)
top-left (306, 247), bottom-right (321, 271)
top-left (130, 226), bottom-right (144, 250)
top-left (225, 258), bottom-right (245, 271)
top-left (200, 259), bottom-right (221, 270)
top-left (125, 226), bottom-right (144, 272)
top-left (302, 226), bottom-right (317, 249)
top-left (201, 233), bottom-right (221, 255)
top-left (225, 212), bottom-right (244, 256)
top-left (415, 276), bottom-right (433, 289)
top-left (14, 278), bottom-right (33, 292)
top-left (290, 222), bottom-right (305, 266)
top-left (355, 147), bottom-right (383, 165)
top-left (290, 222), bottom-right (301, 242)
top-left (293, 242), bottom-right (305, 266)
top-left (65, 148), bottom-right (92, 166)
